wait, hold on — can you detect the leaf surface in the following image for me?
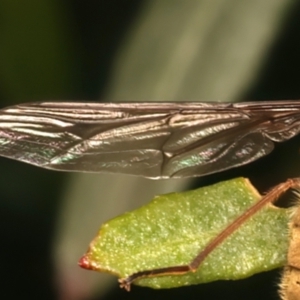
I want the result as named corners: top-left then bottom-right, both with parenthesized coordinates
top-left (80, 178), bottom-right (289, 289)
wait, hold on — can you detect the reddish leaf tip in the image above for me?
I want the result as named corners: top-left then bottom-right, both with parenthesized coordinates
top-left (78, 255), bottom-right (91, 269)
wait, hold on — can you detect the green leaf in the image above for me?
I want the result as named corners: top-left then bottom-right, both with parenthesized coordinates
top-left (80, 178), bottom-right (289, 289)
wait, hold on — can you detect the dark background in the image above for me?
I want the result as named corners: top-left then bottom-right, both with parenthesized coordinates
top-left (1, 1), bottom-right (300, 299)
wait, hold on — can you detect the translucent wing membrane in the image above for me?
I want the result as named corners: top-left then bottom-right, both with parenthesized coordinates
top-left (0, 101), bottom-right (300, 178)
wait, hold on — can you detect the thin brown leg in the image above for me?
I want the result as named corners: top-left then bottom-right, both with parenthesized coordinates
top-left (119, 178), bottom-right (300, 291)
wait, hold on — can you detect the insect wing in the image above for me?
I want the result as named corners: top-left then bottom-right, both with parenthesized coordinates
top-left (0, 101), bottom-right (299, 178)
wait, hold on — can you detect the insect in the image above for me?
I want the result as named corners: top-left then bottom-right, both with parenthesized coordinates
top-left (0, 100), bottom-right (299, 178)
top-left (280, 188), bottom-right (300, 300)
top-left (1, 100), bottom-right (300, 298)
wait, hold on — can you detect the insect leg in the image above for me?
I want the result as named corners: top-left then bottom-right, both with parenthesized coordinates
top-left (119, 178), bottom-right (300, 291)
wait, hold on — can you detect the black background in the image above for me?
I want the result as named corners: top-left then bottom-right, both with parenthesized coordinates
top-left (1, 1), bottom-right (300, 299)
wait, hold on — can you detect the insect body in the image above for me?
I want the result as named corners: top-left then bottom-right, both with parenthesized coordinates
top-left (280, 193), bottom-right (300, 300)
top-left (0, 100), bottom-right (300, 178)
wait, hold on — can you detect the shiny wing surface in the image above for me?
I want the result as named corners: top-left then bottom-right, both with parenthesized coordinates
top-left (0, 101), bottom-right (299, 178)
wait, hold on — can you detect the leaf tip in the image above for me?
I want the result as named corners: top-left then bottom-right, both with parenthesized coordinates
top-left (78, 255), bottom-right (94, 270)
